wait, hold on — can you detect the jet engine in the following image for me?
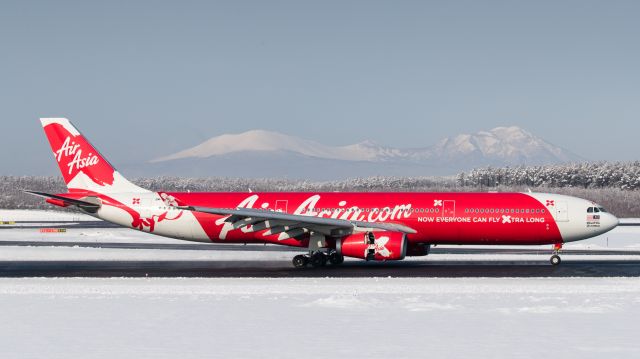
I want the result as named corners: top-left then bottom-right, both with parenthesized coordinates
top-left (337, 231), bottom-right (407, 261)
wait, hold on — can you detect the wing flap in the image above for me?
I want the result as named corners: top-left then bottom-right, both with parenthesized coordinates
top-left (180, 205), bottom-right (417, 237)
top-left (186, 206), bottom-right (354, 228)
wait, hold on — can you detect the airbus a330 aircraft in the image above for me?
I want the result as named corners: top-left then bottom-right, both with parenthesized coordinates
top-left (29, 118), bottom-right (619, 267)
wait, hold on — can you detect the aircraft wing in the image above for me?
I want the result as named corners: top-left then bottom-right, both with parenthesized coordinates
top-left (181, 206), bottom-right (417, 240)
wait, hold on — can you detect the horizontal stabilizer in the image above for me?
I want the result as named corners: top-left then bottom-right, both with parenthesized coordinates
top-left (24, 191), bottom-right (101, 212)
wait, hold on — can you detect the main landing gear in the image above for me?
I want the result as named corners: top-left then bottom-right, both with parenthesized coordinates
top-left (292, 232), bottom-right (345, 269)
top-left (292, 250), bottom-right (344, 269)
top-left (550, 243), bottom-right (562, 266)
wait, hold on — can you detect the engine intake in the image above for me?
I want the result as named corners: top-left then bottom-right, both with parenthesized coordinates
top-left (337, 231), bottom-right (407, 261)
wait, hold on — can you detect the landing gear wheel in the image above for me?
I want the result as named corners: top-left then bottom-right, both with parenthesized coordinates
top-left (310, 252), bottom-right (327, 267)
top-left (550, 255), bottom-right (561, 266)
top-left (292, 255), bottom-right (308, 268)
top-left (328, 252), bottom-right (344, 265)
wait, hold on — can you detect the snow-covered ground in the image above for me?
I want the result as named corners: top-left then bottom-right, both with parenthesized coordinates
top-left (0, 209), bottom-right (96, 222)
top-left (0, 277), bottom-right (639, 358)
top-left (2, 209), bottom-right (640, 358)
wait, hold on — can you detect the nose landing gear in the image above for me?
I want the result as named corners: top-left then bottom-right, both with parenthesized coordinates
top-left (550, 243), bottom-right (562, 266)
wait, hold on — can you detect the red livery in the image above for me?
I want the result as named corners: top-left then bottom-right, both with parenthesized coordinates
top-left (29, 118), bottom-right (619, 267)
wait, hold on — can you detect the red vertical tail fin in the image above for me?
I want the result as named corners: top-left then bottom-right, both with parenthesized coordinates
top-left (41, 118), bottom-right (146, 194)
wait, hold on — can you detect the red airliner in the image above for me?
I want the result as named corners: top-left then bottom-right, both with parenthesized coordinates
top-left (28, 118), bottom-right (619, 267)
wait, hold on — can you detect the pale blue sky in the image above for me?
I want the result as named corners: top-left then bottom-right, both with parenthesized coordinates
top-left (1, 0), bottom-right (639, 175)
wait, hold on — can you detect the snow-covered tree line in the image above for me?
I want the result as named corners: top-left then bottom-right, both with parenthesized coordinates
top-left (2, 161), bottom-right (640, 216)
top-left (459, 162), bottom-right (640, 190)
top-left (135, 176), bottom-right (458, 193)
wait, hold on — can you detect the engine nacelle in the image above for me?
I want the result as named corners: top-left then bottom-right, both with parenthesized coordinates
top-left (337, 231), bottom-right (407, 261)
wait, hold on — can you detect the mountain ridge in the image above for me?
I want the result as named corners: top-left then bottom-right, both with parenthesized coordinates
top-left (151, 126), bottom-right (582, 166)
top-left (132, 126), bottom-right (584, 179)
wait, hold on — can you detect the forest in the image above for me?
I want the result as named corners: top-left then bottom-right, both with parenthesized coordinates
top-left (2, 162), bottom-right (640, 217)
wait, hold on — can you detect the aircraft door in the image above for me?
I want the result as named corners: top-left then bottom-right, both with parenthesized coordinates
top-left (138, 197), bottom-right (155, 218)
top-left (275, 200), bottom-right (288, 213)
top-left (442, 200), bottom-right (456, 217)
top-left (554, 201), bottom-right (569, 222)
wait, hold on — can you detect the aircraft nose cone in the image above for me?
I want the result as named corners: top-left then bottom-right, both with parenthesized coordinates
top-left (606, 213), bottom-right (619, 231)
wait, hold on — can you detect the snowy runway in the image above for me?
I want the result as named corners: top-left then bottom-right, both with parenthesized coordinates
top-left (1, 277), bottom-right (639, 358)
top-left (2, 211), bottom-right (640, 357)
top-left (4, 259), bottom-right (640, 278)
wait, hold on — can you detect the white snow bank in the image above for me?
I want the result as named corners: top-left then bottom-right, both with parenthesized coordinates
top-left (0, 277), bottom-right (639, 358)
top-left (0, 245), bottom-right (294, 261)
top-left (0, 209), bottom-right (95, 221)
top-left (0, 227), bottom-right (188, 244)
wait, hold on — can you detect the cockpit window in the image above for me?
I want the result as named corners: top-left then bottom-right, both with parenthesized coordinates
top-left (594, 207), bottom-right (600, 213)
top-left (599, 207), bottom-right (607, 213)
top-left (587, 207), bottom-right (594, 213)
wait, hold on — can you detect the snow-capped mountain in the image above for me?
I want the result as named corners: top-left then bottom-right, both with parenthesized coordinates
top-left (420, 126), bottom-right (581, 165)
top-left (136, 126), bottom-right (582, 179)
top-left (151, 130), bottom-right (383, 163)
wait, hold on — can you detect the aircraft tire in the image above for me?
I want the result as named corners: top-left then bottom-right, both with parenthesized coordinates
top-left (310, 252), bottom-right (327, 267)
top-left (328, 252), bottom-right (344, 265)
top-left (292, 255), bottom-right (308, 268)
